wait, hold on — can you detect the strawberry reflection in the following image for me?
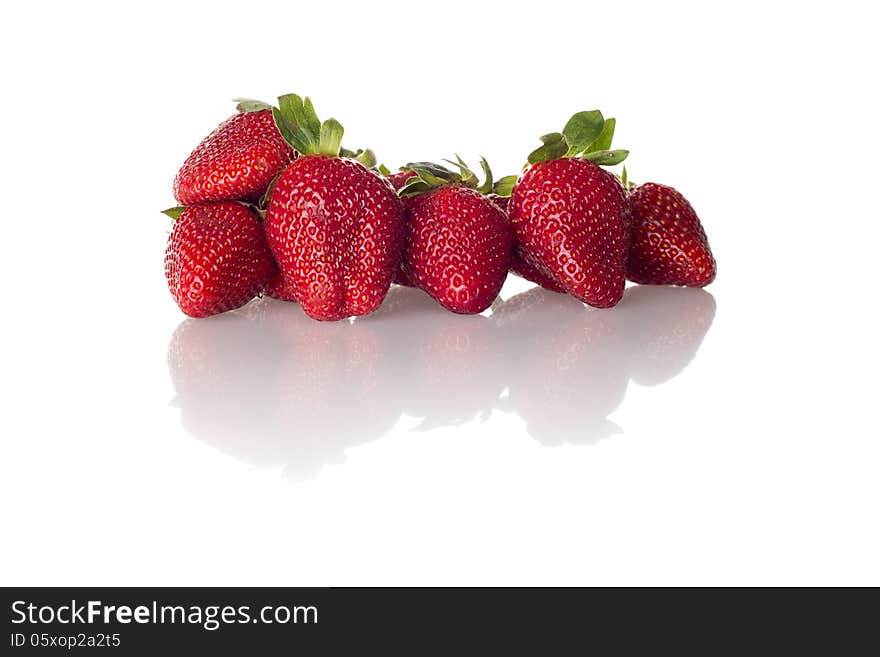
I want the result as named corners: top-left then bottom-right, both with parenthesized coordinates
top-left (615, 286), bottom-right (717, 387)
top-left (168, 284), bottom-right (715, 480)
top-left (491, 289), bottom-right (630, 444)
top-left (491, 285), bottom-right (715, 444)
top-left (168, 298), bottom-right (399, 481)
top-left (363, 287), bottom-right (505, 430)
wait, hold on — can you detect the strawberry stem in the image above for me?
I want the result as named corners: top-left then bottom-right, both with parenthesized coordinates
top-left (398, 156), bottom-right (493, 197)
top-left (272, 94), bottom-right (344, 157)
top-left (527, 110), bottom-right (629, 167)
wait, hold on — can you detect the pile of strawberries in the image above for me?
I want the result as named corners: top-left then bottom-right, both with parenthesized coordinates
top-left (164, 94), bottom-right (716, 321)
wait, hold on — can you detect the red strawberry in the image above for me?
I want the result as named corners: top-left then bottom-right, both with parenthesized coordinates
top-left (508, 254), bottom-right (566, 293)
top-left (263, 270), bottom-right (298, 302)
top-left (386, 169), bottom-right (416, 192)
top-left (488, 193), bottom-right (565, 293)
top-left (509, 110), bottom-right (631, 308)
top-left (393, 255), bottom-right (418, 287)
top-left (164, 202), bottom-right (277, 318)
top-left (264, 95), bottom-right (404, 321)
top-left (626, 182), bottom-right (716, 287)
top-left (173, 99), bottom-right (297, 205)
top-left (381, 169), bottom-right (420, 287)
top-left (486, 192), bottom-right (509, 212)
top-left (397, 160), bottom-right (514, 314)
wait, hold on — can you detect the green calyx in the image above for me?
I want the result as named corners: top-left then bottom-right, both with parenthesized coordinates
top-left (527, 110), bottom-right (629, 166)
top-left (161, 201), bottom-right (266, 220)
top-left (232, 98), bottom-right (274, 113)
top-left (161, 206), bottom-right (186, 220)
top-left (398, 157), bottom-right (520, 198)
top-left (340, 147), bottom-right (378, 168)
top-left (399, 155), bottom-right (496, 197)
top-left (236, 94), bottom-right (376, 163)
top-left (271, 94), bottom-right (344, 157)
top-left (620, 166), bottom-right (636, 191)
top-left (491, 175), bottom-right (519, 197)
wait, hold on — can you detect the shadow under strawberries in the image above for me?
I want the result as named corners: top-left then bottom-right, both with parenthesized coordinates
top-left (167, 284), bottom-right (715, 481)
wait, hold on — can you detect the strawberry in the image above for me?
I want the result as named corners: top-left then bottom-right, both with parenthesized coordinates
top-left (486, 192), bottom-right (509, 212)
top-left (163, 202), bottom-right (277, 318)
top-left (377, 167), bottom-right (420, 287)
top-left (392, 246), bottom-right (418, 287)
top-left (385, 168), bottom-right (417, 192)
top-left (375, 167), bottom-right (420, 287)
top-left (488, 192), bottom-right (565, 293)
top-left (263, 270), bottom-right (298, 302)
top-left (397, 159), bottom-right (514, 314)
top-left (509, 111), bottom-right (631, 308)
top-left (173, 99), bottom-right (297, 205)
top-left (625, 180), bottom-right (716, 287)
top-left (264, 95), bottom-right (404, 321)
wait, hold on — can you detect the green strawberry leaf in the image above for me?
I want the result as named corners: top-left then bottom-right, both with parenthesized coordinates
top-left (493, 175), bottom-right (518, 197)
top-left (354, 148), bottom-right (377, 168)
top-left (562, 110), bottom-right (605, 156)
top-left (340, 146), bottom-right (375, 164)
top-left (476, 157), bottom-right (493, 194)
top-left (233, 98), bottom-right (274, 113)
top-left (301, 98), bottom-right (322, 139)
top-left (402, 156), bottom-right (491, 194)
top-left (289, 96), bottom-right (320, 145)
top-left (585, 117), bottom-right (615, 153)
top-left (398, 179), bottom-right (433, 197)
top-left (273, 94), bottom-right (336, 155)
top-left (528, 133), bottom-right (569, 164)
top-left (378, 164), bottom-right (392, 176)
top-left (318, 118), bottom-right (344, 157)
top-left (161, 206), bottom-right (186, 220)
top-left (444, 155), bottom-right (479, 188)
top-left (583, 149), bottom-right (629, 166)
top-left (416, 169), bottom-right (455, 187)
top-left (272, 102), bottom-right (310, 154)
top-left (409, 161), bottom-right (460, 182)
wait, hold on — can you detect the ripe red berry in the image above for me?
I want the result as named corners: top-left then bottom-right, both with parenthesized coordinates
top-left (508, 110), bottom-right (631, 308)
top-left (164, 202), bottom-right (277, 317)
top-left (510, 159), bottom-right (630, 308)
top-left (626, 182), bottom-right (716, 287)
top-left (258, 95), bottom-right (405, 321)
top-left (266, 154), bottom-right (403, 320)
top-left (386, 169), bottom-right (417, 192)
top-left (488, 193), bottom-right (565, 293)
top-left (400, 184), bottom-right (513, 314)
top-left (264, 270), bottom-right (298, 302)
top-left (173, 105), bottom-right (296, 205)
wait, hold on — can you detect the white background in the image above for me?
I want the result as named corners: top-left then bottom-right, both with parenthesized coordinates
top-left (1, 1), bottom-right (878, 586)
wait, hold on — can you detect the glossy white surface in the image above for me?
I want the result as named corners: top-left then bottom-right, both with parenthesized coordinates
top-left (1, 1), bottom-right (877, 585)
